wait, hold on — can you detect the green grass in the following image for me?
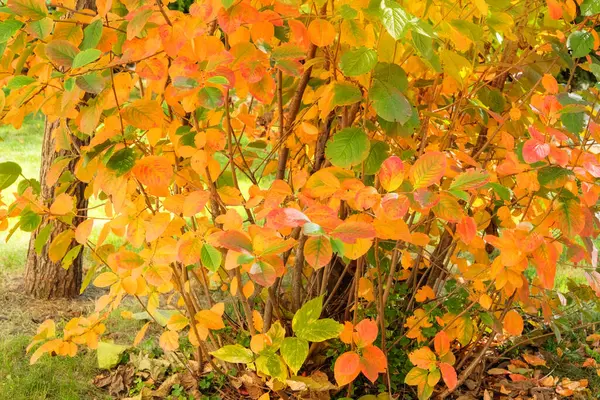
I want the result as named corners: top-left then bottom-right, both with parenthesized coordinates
top-left (0, 335), bottom-right (110, 400)
top-left (0, 116), bottom-right (44, 272)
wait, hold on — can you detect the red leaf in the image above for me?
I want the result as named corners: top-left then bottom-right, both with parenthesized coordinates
top-left (522, 139), bottom-right (550, 163)
top-left (331, 221), bottom-right (376, 244)
top-left (266, 207), bottom-right (310, 229)
top-left (439, 362), bottom-right (458, 390)
top-left (360, 345), bottom-right (387, 383)
top-left (334, 352), bottom-right (361, 386)
top-left (456, 216), bottom-right (477, 244)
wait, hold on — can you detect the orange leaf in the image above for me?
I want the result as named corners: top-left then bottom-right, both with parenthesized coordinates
top-left (541, 74), bottom-right (558, 94)
top-left (121, 99), bottom-right (164, 130)
top-left (503, 310), bottom-right (524, 336)
top-left (266, 208), bottom-right (310, 230)
top-left (360, 345), bottom-right (387, 383)
top-left (132, 155), bottom-right (173, 197)
top-left (434, 331), bottom-right (451, 357)
top-left (522, 353), bottom-right (546, 367)
top-left (308, 19), bottom-right (335, 47)
top-left (134, 322), bottom-right (151, 346)
top-left (340, 321), bottom-right (353, 344)
top-left (334, 351), bottom-right (361, 386)
top-left (304, 236), bottom-right (332, 269)
top-left (50, 193), bottom-right (74, 215)
top-left (439, 362), bottom-right (458, 390)
top-left (415, 285), bottom-right (436, 303)
top-left (354, 319), bottom-right (378, 348)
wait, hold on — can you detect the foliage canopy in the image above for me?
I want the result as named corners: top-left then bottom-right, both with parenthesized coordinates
top-left (1, 0), bottom-right (600, 397)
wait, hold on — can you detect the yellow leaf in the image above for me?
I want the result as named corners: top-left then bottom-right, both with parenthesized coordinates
top-left (75, 219), bottom-right (94, 245)
top-left (50, 193), bottom-right (74, 215)
top-left (243, 280), bottom-right (255, 298)
top-left (358, 277), bottom-right (375, 302)
top-left (48, 230), bottom-right (75, 263)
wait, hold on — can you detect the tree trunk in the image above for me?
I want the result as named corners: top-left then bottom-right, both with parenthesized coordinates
top-left (24, 0), bottom-right (96, 299)
top-left (24, 119), bottom-right (89, 299)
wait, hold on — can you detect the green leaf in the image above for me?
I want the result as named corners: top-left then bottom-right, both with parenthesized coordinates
top-left (486, 182), bottom-right (511, 202)
top-left (35, 224), bottom-right (52, 254)
top-left (81, 19), bottom-right (103, 50)
top-left (448, 189), bottom-right (469, 202)
top-left (201, 243), bottom-right (222, 272)
top-left (27, 17), bottom-right (52, 40)
top-left (20, 209), bottom-right (41, 232)
top-left (561, 112), bottom-right (584, 134)
top-left (106, 147), bottom-right (136, 176)
top-left (567, 31), bottom-right (594, 58)
top-left (373, 62), bottom-right (408, 92)
top-left (449, 170), bottom-right (489, 191)
top-left (439, 49), bottom-right (472, 84)
top-left (198, 87), bottom-right (224, 109)
top-left (61, 244), bottom-right (82, 269)
top-left (295, 318), bottom-right (343, 342)
top-left (0, 161), bottom-right (22, 189)
top-left (97, 342), bottom-right (128, 369)
top-left (255, 352), bottom-right (287, 382)
top-left (267, 321), bottom-right (286, 351)
top-left (0, 19), bottom-right (23, 43)
top-left (369, 80), bottom-right (412, 123)
top-left (363, 140), bottom-right (389, 174)
top-left (339, 47), bottom-right (377, 76)
top-left (332, 82), bottom-right (362, 107)
top-left (45, 40), bottom-right (79, 68)
top-left (76, 72), bottom-right (105, 94)
top-left (380, 1), bottom-right (412, 40)
top-left (206, 76), bottom-right (230, 85)
top-left (280, 337), bottom-right (309, 375)
top-left (324, 127), bottom-right (370, 169)
top-left (292, 296), bottom-right (324, 332)
top-left (210, 344), bottom-right (254, 363)
top-left (581, 0), bottom-right (600, 16)
top-left (537, 166), bottom-right (574, 187)
top-left (72, 48), bottom-right (101, 69)
top-left (7, 76), bottom-right (36, 89)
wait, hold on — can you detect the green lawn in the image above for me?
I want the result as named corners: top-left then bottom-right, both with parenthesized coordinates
top-left (0, 116), bottom-right (44, 272)
top-left (0, 335), bottom-right (110, 400)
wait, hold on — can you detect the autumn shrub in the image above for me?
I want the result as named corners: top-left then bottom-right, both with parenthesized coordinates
top-left (1, 0), bottom-right (600, 398)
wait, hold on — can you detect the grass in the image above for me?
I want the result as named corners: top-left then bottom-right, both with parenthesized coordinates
top-left (0, 116), bottom-right (44, 272)
top-left (0, 335), bottom-right (110, 400)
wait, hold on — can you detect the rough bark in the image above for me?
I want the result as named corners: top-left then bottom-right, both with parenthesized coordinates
top-left (24, 0), bottom-right (95, 299)
top-left (24, 119), bottom-right (89, 299)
